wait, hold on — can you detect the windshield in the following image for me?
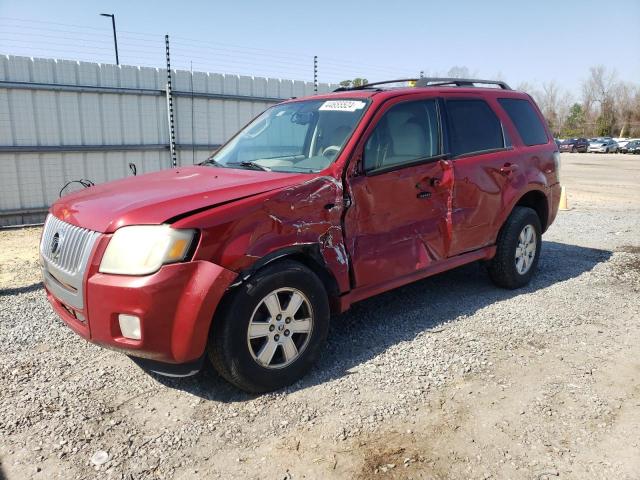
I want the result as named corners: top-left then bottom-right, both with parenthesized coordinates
top-left (207, 99), bottom-right (370, 173)
top-left (562, 138), bottom-right (578, 144)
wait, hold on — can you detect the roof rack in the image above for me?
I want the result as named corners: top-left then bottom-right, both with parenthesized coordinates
top-left (415, 77), bottom-right (511, 90)
top-left (333, 78), bottom-right (418, 92)
top-left (332, 77), bottom-right (511, 92)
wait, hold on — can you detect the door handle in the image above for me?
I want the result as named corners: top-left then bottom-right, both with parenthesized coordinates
top-left (499, 163), bottom-right (519, 175)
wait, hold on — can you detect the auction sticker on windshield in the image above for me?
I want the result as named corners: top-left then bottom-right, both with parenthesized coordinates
top-left (319, 100), bottom-right (366, 112)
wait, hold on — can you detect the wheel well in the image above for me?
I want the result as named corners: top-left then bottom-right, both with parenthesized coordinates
top-left (235, 246), bottom-right (342, 315)
top-left (287, 253), bottom-right (341, 313)
top-left (515, 190), bottom-right (549, 232)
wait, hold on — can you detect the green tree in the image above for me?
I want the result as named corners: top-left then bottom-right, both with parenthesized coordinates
top-left (562, 103), bottom-right (586, 137)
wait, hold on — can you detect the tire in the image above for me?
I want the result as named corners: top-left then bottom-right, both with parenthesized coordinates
top-left (571, 146), bottom-right (576, 153)
top-left (208, 260), bottom-right (330, 393)
top-left (486, 206), bottom-right (542, 289)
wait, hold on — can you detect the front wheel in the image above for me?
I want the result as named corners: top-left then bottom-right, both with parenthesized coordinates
top-left (486, 206), bottom-right (542, 289)
top-left (208, 260), bottom-right (330, 393)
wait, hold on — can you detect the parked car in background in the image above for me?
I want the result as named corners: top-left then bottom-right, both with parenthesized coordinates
top-left (559, 138), bottom-right (589, 153)
top-left (39, 77), bottom-right (561, 393)
top-left (588, 138), bottom-right (618, 153)
top-left (615, 138), bottom-right (632, 150)
top-left (620, 140), bottom-right (640, 154)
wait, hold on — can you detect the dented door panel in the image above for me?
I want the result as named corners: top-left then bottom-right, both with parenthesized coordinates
top-left (345, 161), bottom-right (452, 287)
top-left (448, 149), bottom-right (514, 256)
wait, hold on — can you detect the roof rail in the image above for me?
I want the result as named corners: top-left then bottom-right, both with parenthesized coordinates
top-left (415, 77), bottom-right (511, 90)
top-left (333, 78), bottom-right (418, 92)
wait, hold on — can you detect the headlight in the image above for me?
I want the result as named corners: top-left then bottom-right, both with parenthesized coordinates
top-left (99, 225), bottom-right (196, 275)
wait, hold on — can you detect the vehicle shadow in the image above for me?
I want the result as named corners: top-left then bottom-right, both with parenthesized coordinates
top-left (0, 282), bottom-right (43, 297)
top-left (150, 240), bottom-right (611, 402)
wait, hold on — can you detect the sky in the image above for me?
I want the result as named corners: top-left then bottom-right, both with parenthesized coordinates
top-left (1, 0), bottom-right (639, 96)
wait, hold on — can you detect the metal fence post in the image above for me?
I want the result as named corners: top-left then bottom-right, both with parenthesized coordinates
top-left (314, 56), bottom-right (318, 94)
top-left (165, 34), bottom-right (177, 168)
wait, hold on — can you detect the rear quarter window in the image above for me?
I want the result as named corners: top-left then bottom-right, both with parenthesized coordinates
top-left (498, 98), bottom-right (549, 146)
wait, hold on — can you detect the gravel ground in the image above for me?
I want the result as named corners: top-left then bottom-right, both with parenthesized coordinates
top-left (1, 153), bottom-right (639, 479)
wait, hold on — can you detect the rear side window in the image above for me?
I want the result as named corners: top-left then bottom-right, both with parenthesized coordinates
top-left (446, 100), bottom-right (504, 157)
top-left (498, 98), bottom-right (549, 146)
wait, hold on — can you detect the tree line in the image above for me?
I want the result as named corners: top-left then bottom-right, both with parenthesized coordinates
top-left (520, 66), bottom-right (640, 138)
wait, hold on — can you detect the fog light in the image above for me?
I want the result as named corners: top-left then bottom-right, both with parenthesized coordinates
top-left (118, 314), bottom-right (141, 340)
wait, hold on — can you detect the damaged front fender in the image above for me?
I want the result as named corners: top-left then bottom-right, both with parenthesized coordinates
top-left (171, 175), bottom-right (352, 295)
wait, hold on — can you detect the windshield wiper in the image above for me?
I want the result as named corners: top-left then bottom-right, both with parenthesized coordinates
top-left (228, 161), bottom-right (271, 171)
top-left (198, 157), bottom-right (225, 167)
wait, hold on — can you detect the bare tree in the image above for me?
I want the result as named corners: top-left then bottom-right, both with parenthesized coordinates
top-left (516, 81), bottom-right (541, 101)
top-left (447, 66), bottom-right (474, 78)
top-left (581, 66), bottom-right (618, 136)
top-left (539, 81), bottom-right (561, 134)
top-left (613, 82), bottom-right (638, 137)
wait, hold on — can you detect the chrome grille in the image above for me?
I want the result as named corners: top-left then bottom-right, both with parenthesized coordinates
top-left (41, 215), bottom-right (99, 274)
top-left (40, 215), bottom-right (100, 310)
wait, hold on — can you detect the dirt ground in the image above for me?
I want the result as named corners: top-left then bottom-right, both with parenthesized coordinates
top-left (1, 152), bottom-right (639, 480)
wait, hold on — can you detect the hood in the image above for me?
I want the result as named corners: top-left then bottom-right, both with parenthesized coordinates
top-left (52, 166), bottom-right (309, 233)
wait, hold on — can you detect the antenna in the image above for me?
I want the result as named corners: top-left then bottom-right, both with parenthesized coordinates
top-left (165, 34), bottom-right (177, 168)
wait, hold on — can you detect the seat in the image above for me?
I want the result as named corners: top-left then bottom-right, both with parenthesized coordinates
top-left (382, 111), bottom-right (428, 167)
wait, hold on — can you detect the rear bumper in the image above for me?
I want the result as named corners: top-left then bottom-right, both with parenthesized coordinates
top-left (548, 183), bottom-right (562, 227)
top-left (45, 260), bottom-right (237, 364)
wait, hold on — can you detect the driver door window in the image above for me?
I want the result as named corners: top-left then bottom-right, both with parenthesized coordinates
top-left (364, 100), bottom-right (440, 172)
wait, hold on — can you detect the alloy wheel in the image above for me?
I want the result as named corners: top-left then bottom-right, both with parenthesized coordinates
top-left (515, 224), bottom-right (537, 275)
top-left (246, 288), bottom-right (314, 369)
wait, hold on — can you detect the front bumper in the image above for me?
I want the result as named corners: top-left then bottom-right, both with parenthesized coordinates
top-left (44, 256), bottom-right (237, 365)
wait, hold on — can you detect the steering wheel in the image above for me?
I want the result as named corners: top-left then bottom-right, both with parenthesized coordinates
top-left (322, 145), bottom-right (341, 158)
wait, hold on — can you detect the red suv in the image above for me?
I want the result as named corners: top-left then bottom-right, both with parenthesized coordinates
top-left (40, 78), bottom-right (561, 392)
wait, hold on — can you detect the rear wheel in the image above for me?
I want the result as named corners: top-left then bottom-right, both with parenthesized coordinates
top-left (208, 260), bottom-right (330, 393)
top-left (487, 207), bottom-right (542, 289)
top-left (571, 146), bottom-right (577, 153)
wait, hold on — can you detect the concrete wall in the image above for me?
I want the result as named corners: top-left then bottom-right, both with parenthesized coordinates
top-left (0, 55), bottom-right (335, 226)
